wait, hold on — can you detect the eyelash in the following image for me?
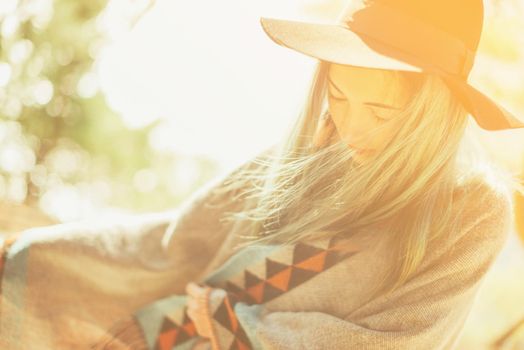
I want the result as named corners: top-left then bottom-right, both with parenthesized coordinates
top-left (329, 95), bottom-right (386, 122)
top-left (372, 111), bottom-right (386, 122)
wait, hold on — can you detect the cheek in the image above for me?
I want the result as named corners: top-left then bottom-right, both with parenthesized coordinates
top-left (377, 118), bottom-right (401, 142)
top-left (330, 113), bottom-right (346, 137)
top-left (371, 133), bottom-right (389, 151)
top-left (371, 125), bottom-right (398, 151)
top-left (330, 113), bottom-right (394, 151)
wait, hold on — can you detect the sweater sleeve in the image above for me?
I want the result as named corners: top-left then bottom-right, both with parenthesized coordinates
top-left (203, 186), bottom-right (512, 350)
top-left (158, 144), bottom-right (276, 291)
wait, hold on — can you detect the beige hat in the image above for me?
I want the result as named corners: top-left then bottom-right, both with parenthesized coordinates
top-left (259, 0), bottom-right (524, 131)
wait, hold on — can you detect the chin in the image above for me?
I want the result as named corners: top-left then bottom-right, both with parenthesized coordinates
top-left (351, 149), bottom-right (376, 166)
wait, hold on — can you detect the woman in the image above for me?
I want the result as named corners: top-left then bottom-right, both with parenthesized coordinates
top-left (177, 0), bottom-right (524, 349)
top-left (1, 0), bottom-right (523, 349)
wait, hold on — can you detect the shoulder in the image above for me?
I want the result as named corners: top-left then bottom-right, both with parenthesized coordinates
top-left (417, 171), bottom-right (513, 275)
top-left (449, 168), bottom-right (513, 252)
top-left (454, 168), bottom-right (513, 226)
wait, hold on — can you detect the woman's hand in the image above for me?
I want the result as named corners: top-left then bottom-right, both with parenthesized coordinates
top-left (185, 282), bottom-right (214, 339)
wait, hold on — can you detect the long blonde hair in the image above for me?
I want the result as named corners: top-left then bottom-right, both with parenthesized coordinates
top-left (212, 59), bottom-right (520, 299)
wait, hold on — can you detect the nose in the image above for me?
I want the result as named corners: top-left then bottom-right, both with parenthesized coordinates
top-left (341, 103), bottom-right (375, 145)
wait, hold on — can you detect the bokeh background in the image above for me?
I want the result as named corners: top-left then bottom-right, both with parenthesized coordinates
top-left (0, 0), bottom-right (523, 348)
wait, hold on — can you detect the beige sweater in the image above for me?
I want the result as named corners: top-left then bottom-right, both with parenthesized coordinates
top-left (181, 160), bottom-right (513, 350)
top-left (0, 148), bottom-right (513, 350)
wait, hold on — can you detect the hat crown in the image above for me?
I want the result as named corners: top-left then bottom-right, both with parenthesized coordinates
top-left (258, 1), bottom-right (524, 130)
top-left (340, 0), bottom-right (484, 53)
top-left (337, 0), bottom-right (483, 78)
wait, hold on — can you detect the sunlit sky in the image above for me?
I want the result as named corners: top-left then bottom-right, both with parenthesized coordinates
top-left (0, 2), bottom-right (522, 346)
top-left (93, 0), bottom-right (524, 173)
top-left (0, 0), bottom-right (523, 223)
top-left (95, 0), bottom-right (326, 170)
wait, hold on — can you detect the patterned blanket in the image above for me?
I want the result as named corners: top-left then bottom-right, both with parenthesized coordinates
top-left (0, 211), bottom-right (360, 350)
top-left (92, 234), bottom-right (360, 349)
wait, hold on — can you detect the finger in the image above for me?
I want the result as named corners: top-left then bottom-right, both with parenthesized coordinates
top-left (185, 309), bottom-right (205, 334)
top-left (186, 282), bottom-right (203, 296)
top-left (186, 304), bottom-right (199, 320)
top-left (191, 303), bottom-right (208, 319)
top-left (187, 294), bottom-right (206, 312)
top-left (187, 297), bottom-right (195, 310)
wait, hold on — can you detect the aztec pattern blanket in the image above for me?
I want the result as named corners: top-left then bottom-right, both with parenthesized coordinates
top-left (0, 144), bottom-right (513, 350)
top-left (91, 233), bottom-right (361, 350)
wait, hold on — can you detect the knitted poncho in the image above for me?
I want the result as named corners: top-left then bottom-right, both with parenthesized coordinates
top-left (0, 148), bottom-right (512, 350)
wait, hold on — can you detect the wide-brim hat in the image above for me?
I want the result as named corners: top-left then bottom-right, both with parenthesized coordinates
top-left (259, 0), bottom-right (524, 131)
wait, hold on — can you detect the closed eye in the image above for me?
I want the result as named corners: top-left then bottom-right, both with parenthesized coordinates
top-left (372, 111), bottom-right (387, 122)
top-left (330, 94), bottom-right (386, 121)
top-left (328, 91), bottom-right (346, 102)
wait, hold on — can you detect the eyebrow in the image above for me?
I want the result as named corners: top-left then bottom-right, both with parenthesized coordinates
top-left (327, 75), bottom-right (402, 110)
top-left (364, 102), bottom-right (402, 110)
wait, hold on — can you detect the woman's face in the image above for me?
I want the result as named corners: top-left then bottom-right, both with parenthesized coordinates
top-left (327, 63), bottom-right (416, 163)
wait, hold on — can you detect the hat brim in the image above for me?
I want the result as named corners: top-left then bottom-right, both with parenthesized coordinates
top-left (259, 17), bottom-right (423, 72)
top-left (260, 17), bottom-right (524, 131)
top-left (443, 75), bottom-right (524, 130)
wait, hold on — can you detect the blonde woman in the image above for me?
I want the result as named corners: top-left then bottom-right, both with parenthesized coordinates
top-left (1, 0), bottom-right (524, 349)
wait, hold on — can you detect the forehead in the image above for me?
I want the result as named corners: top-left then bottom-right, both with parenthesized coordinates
top-left (327, 63), bottom-right (414, 106)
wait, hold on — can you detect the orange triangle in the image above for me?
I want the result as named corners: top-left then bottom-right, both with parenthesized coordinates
top-left (182, 321), bottom-right (196, 337)
top-left (158, 329), bottom-right (177, 350)
top-left (266, 267), bottom-right (292, 291)
top-left (246, 282), bottom-right (265, 303)
top-left (236, 338), bottom-right (251, 350)
top-left (224, 297), bottom-right (239, 331)
top-left (294, 251), bottom-right (326, 272)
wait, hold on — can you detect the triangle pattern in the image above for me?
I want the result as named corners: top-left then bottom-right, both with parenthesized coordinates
top-left (264, 247), bottom-right (294, 266)
top-left (181, 320), bottom-right (196, 337)
top-left (262, 281), bottom-right (286, 302)
top-left (213, 319), bottom-right (237, 349)
top-left (223, 294), bottom-right (239, 332)
top-left (213, 299), bottom-right (234, 331)
top-left (266, 258), bottom-right (289, 278)
top-left (293, 243), bottom-right (325, 264)
top-left (287, 266), bottom-right (319, 290)
top-left (265, 266), bottom-right (292, 292)
top-left (156, 318), bottom-right (180, 350)
top-left (246, 281), bottom-right (265, 303)
top-left (147, 235), bottom-right (362, 350)
top-left (246, 260), bottom-right (268, 281)
top-left (294, 251), bottom-right (327, 272)
top-left (165, 305), bottom-right (186, 326)
top-left (244, 270), bottom-right (263, 288)
top-left (156, 328), bottom-right (177, 350)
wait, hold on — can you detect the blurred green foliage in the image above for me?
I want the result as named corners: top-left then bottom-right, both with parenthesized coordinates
top-left (0, 0), bottom-right (522, 225)
top-left (0, 0), bottom-right (218, 221)
top-left (0, 0), bottom-right (523, 347)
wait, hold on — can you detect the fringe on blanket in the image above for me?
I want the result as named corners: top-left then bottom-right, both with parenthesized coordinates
top-left (89, 315), bottom-right (148, 350)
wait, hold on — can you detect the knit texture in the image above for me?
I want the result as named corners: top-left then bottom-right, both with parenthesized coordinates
top-left (209, 185), bottom-right (511, 350)
top-left (0, 147), bottom-right (513, 350)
